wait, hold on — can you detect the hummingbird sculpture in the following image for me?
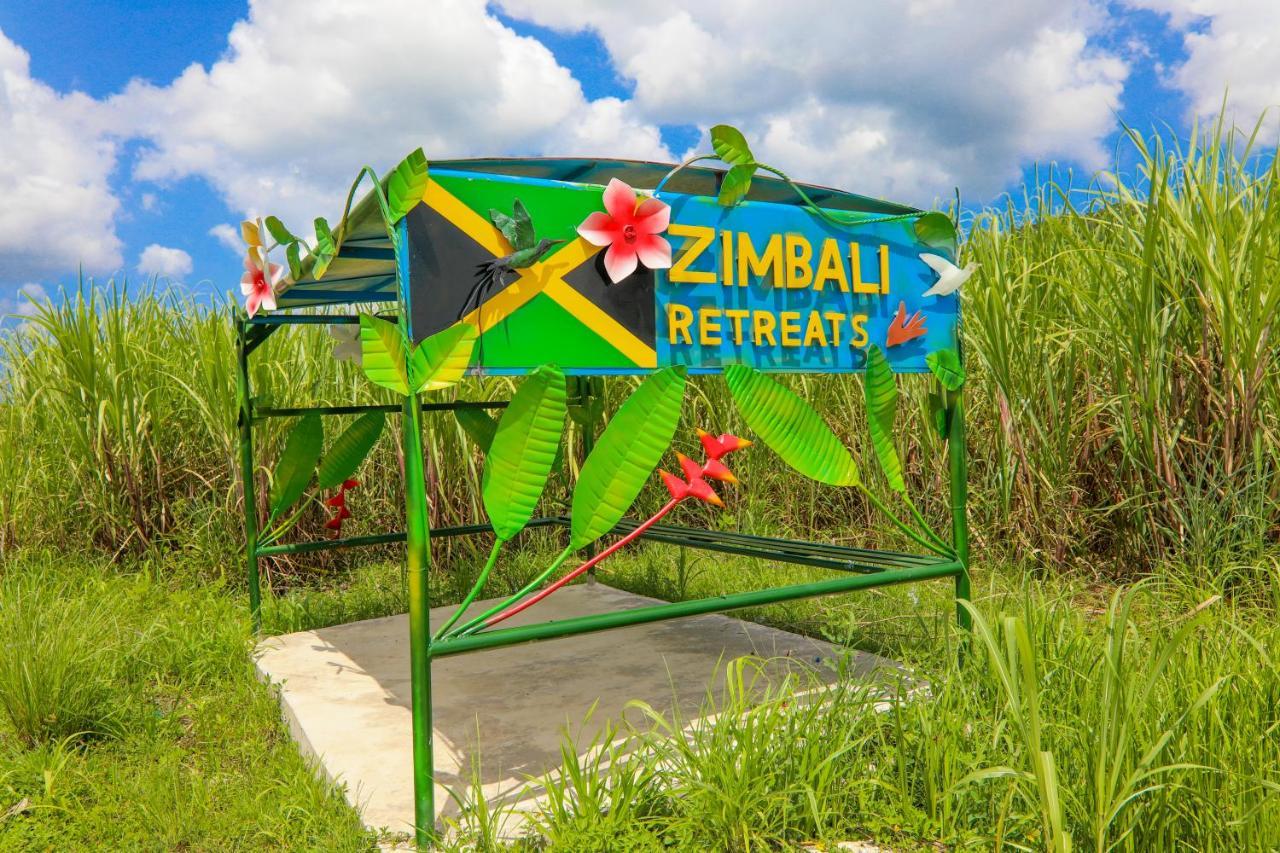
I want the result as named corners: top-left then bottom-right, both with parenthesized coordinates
top-left (459, 199), bottom-right (563, 320)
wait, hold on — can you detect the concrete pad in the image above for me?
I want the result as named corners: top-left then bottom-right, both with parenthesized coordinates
top-left (255, 583), bottom-right (896, 839)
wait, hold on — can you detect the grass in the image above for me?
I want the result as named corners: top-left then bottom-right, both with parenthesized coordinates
top-left (0, 115), bottom-right (1277, 849)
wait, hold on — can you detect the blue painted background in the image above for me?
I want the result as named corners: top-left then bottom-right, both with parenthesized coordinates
top-left (655, 194), bottom-right (958, 373)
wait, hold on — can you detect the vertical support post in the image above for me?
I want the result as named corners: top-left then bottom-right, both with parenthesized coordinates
top-left (403, 391), bottom-right (435, 846)
top-left (947, 390), bottom-right (971, 635)
top-left (580, 377), bottom-right (599, 577)
top-left (394, 216), bottom-right (435, 847)
top-left (235, 318), bottom-right (262, 633)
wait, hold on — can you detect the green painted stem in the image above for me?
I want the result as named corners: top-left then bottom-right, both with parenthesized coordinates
top-left (948, 393), bottom-right (972, 636)
top-left (903, 495), bottom-right (954, 553)
top-left (861, 488), bottom-right (955, 559)
top-left (433, 539), bottom-right (503, 641)
top-left (235, 320), bottom-right (262, 633)
top-left (755, 164), bottom-right (922, 229)
top-left (403, 391), bottom-right (435, 847)
top-left (430, 560), bottom-right (962, 659)
top-left (445, 545), bottom-right (574, 639)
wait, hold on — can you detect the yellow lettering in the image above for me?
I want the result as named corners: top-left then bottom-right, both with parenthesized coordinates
top-left (814, 238), bottom-right (849, 292)
top-left (752, 311), bottom-right (777, 346)
top-left (849, 313), bottom-right (870, 348)
top-left (698, 307), bottom-right (723, 346)
top-left (784, 234), bottom-right (813, 289)
top-left (724, 308), bottom-right (750, 344)
top-left (879, 244), bottom-right (890, 294)
top-left (779, 311), bottom-right (802, 346)
top-left (850, 243), bottom-right (878, 294)
top-left (803, 311), bottom-right (828, 347)
top-left (667, 303), bottom-right (694, 344)
top-left (668, 223), bottom-right (717, 284)
top-left (738, 233), bottom-right (783, 286)
top-left (823, 311), bottom-right (845, 347)
top-left (720, 229), bottom-right (735, 286)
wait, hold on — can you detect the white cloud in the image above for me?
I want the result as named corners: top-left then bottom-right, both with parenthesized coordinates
top-left (0, 29), bottom-right (122, 282)
top-left (1126, 0), bottom-right (1280, 134)
top-left (497, 0), bottom-right (1130, 203)
top-left (111, 0), bottom-right (672, 231)
top-left (208, 223), bottom-right (242, 253)
top-left (136, 244), bottom-right (193, 279)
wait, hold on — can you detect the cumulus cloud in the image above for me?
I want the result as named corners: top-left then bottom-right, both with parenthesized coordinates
top-left (111, 0), bottom-right (671, 231)
top-left (1127, 0), bottom-right (1280, 133)
top-left (497, 0), bottom-right (1129, 203)
top-left (208, 223), bottom-right (242, 253)
top-left (0, 29), bottom-right (122, 282)
top-left (136, 244), bottom-right (193, 279)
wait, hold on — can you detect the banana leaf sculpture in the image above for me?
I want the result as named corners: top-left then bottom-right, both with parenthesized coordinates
top-left (440, 366), bottom-right (689, 639)
top-left (724, 347), bottom-right (966, 558)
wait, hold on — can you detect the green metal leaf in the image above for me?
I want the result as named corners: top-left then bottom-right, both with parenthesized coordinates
top-left (268, 414), bottom-right (323, 519)
top-left (914, 212), bottom-right (958, 252)
top-left (863, 345), bottom-right (904, 493)
top-left (710, 124), bottom-right (755, 167)
top-left (358, 313), bottom-right (410, 395)
top-left (570, 367), bottom-right (687, 550)
top-left (316, 411), bottom-right (385, 490)
top-left (409, 323), bottom-right (478, 393)
top-left (264, 215), bottom-right (297, 245)
top-left (455, 408), bottom-right (498, 453)
top-left (724, 365), bottom-right (859, 486)
top-left (482, 365), bottom-right (567, 541)
top-left (928, 391), bottom-right (950, 438)
top-left (387, 148), bottom-right (429, 224)
top-left (718, 163), bottom-right (756, 207)
top-left (927, 348), bottom-right (966, 391)
top-left (313, 217), bottom-right (337, 279)
top-left (285, 241), bottom-right (302, 281)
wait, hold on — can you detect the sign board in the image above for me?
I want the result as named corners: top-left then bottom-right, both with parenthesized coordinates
top-left (405, 166), bottom-right (957, 375)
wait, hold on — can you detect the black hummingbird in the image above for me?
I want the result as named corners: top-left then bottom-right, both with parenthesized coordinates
top-left (459, 199), bottom-right (563, 320)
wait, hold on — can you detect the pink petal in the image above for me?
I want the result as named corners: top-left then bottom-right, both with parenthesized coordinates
top-left (602, 178), bottom-right (637, 225)
top-left (245, 291), bottom-right (262, 318)
top-left (603, 242), bottom-right (638, 284)
top-left (576, 211), bottom-right (621, 246)
top-left (260, 289), bottom-right (278, 312)
top-left (634, 233), bottom-right (672, 270)
top-left (633, 197), bottom-right (670, 234)
top-left (240, 272), bottom-right (256, 297)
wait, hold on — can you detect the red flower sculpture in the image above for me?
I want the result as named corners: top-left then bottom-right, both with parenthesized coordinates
top-left (576, 178), bottom-right (672, 284)
top-left (323, 479), bottom-right (360, 535)
top-left (696, 429), bottom-right (752, 461)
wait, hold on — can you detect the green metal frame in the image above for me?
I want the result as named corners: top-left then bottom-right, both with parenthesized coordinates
top-left (234, 303), bottom-right (971, 849)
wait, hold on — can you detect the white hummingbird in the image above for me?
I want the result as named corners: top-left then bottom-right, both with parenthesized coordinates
top-left (328, 323), bottom-right (363, 366)
top-left (920, 253), bottom-right (978, 297)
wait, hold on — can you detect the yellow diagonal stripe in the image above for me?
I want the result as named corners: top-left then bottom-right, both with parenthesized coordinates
top-left (425, 178), bottom-right (657, 368)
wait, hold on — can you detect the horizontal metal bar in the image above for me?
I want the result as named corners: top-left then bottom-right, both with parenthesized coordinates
top-left (337, 246), bottom-right (396, 261)
top-left (275, 288), bottom-right (397, 305)
top-left (253, 516), bottom-right (565, 557)
top-left (610, 519), bottom-right (937, 570)
top-left (429, 561), bottom-right (963, 659)
top-left (252, 400), bottom-right (508, 420)
top-left (246, 313), bottom-right (397, 326)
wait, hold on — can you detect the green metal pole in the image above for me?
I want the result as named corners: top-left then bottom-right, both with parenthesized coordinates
top-left (404, 390), bottom-right (436, 847)
top-left (235, 318), bottom-right (262, 633)
top-left (947, 391), bottom-right (971, 635)
top-left (431, 560), bottom-right (962, 658)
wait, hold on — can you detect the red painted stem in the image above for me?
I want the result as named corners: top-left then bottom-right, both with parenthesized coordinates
top-left (481, 498), bottom-right (681, 630)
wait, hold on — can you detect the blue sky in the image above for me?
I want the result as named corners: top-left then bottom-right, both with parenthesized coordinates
top-left (0, 0), bottom-right (1274, 315)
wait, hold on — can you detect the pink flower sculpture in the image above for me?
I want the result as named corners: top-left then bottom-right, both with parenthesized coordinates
top-left (576, 178), bottom-right (672, 284)
top-left (241, 252), bottom-right (283, 318)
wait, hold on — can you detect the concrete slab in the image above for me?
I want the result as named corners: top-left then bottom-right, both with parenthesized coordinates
top-left (255, 583), bottom-right (896, 840)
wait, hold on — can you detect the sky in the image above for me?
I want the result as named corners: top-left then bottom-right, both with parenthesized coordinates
top-left (0, 0), bottom-right (1277, 317)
